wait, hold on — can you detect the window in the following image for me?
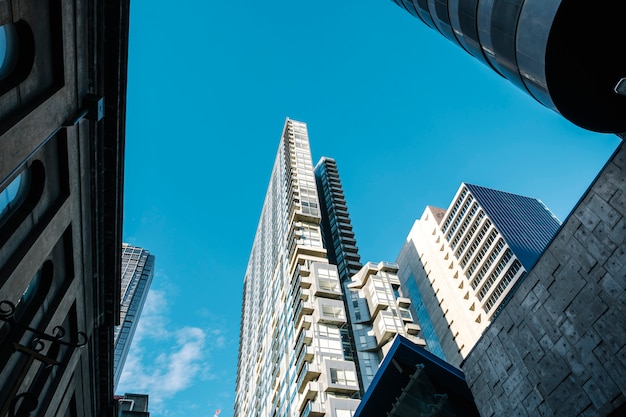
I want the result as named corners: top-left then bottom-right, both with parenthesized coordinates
top-left (0, 172), bottom-right (26, 221)
top-left (330, 368), bottom-right (356, 386)
top-left (336, 409), bottom-right (355, 417)
top-left (321, 304), bottom-right (344, 320)
top-left (0, 23), bottom-right (18, 80)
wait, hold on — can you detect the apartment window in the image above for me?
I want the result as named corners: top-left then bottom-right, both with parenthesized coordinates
top-left (336, 409), bottom-right (355, 417)
top-left (330, 368), bottom-right (356, 385)
top-left (321, 305), bottom-right (344, 320)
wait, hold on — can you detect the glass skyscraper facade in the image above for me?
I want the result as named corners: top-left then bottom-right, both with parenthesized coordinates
top-left (389, 0), bottom-right (626, 133)
top-left (114, 244), bottom-right (155, 387)
top-left (397, 183), bottom-right (560, 366)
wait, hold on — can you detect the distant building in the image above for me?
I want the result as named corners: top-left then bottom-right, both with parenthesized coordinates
top-left (389, 0), bottom-right (626, 133)
top-left (114, 244), bottom-right (155, 387)
top-left (117, 393), bottom-right (150, 417)
top-left (396, 183), bottom-right (560, 366)
top-left (0, 0), bottom-right (128, 415)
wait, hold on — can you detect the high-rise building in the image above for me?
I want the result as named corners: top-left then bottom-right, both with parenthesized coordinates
top-left (236, 119), bottom-right (362, 417)
top-left (389, 0), bottom-right (626, 133)
top-left (396, 183), bottom-right (560, 366)
top-left (114, 244), bottom-right (155, 387)
top-left (236, 120), bottom-right (424, 417)
top-left (314, 157), bottom-right (426, 393)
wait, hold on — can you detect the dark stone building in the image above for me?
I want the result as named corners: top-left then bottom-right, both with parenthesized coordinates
top-left (461, 142), bottom-right (626, 416)
top-left (0, 0), bottom-right (129, 416)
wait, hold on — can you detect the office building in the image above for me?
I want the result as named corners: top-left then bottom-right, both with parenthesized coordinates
top-left (397, 183), bottom-right (560, 366)
top-left (114, 244), bottom-right (155, 387)
top-left (0, 0), bottom-right (128, 415)
top-left (314, 158), bottom-right (426, 393)
top-left (389, 0), bottom-right (626, 133)
top-left (236, 120), bottom-right (425, 416)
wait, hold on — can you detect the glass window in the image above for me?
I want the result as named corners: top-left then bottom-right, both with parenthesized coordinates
top-left (0, 23), bottom-right (18, 80)
top-left (0, 170), bottom-right (29, 224)
top-left (330, 368), bottom-right (356, 385)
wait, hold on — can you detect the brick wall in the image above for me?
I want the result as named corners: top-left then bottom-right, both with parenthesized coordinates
top-left (462, 141), bottom-right (626, 416)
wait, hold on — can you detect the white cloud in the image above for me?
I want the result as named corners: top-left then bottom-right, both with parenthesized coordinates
top-left (116, 289), bottom-right (221, 414)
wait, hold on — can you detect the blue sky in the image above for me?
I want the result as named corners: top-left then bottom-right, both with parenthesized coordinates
top-left (116, 1), bottom-right (621, 416)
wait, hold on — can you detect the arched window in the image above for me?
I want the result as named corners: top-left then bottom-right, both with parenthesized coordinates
top-left (0, 23), bottom-right (19, 80)
top-left (0, 20), bottom-right (34, 94)
top-left (0, 160), bottom-right (44, 237)
top-left (0, 170), bottom-right (30, 224)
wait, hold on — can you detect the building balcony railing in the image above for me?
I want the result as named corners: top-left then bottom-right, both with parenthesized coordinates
top-left (300, 399), bottom-right (324, 417)
top-left (396, 297), bottom-right (412, 308)
top-left (297, 363), bottom-right (321, 392)
top-left (294, 300), bottom-right (315, 327)
top-left (297, 315), bottom-right (313, 333)
top-left (405, 322), bottom-right (421, 335)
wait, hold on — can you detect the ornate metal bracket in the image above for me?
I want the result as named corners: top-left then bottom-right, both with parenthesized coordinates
top-left (0, 300), bottom-right (88, 417)
top-left (0, 300), bottom-right (87, 349)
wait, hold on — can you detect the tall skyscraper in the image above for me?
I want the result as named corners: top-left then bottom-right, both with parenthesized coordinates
top-left (236, 119), bottom-right (424, 417)
top-left (236, 119), bottom-right (362, 417)
top-left (114, 244), bottom-right (155, 387)
top-left (396, 183), bottom-right (560, 366)
top-left (315, 158), bottom-right (425, 393)
top-left (389, 0), bottom-right (626, 133)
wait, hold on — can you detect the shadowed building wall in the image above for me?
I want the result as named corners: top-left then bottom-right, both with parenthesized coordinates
top-left (462, 142), bottom-right (626, 416)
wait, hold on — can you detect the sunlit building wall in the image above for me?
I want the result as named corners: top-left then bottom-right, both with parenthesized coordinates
top-left (397, 183), bottom-right (560, 366)
top-left (114, 244), bottom-right (155, 387)
top-left (235, 119), bottom-right (361, 417)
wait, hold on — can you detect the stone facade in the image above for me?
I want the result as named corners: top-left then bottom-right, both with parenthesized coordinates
top-left (462, 141), bottom-right (626, 416)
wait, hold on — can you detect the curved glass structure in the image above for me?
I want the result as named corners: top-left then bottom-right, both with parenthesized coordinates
top-left (392, 0), bottom-right (626, 133)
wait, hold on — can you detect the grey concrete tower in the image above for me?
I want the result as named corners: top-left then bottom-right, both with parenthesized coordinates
top-left (390, 0), bottom-right (626, 133)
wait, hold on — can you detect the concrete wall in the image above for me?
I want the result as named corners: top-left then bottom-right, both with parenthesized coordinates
top-left (462, 141), bottom-right (626, 416)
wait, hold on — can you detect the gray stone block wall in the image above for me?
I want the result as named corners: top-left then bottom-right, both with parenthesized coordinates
top-left (462, 141), bottom-right (626, 416)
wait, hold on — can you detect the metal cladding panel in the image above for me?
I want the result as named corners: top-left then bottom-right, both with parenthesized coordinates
top-left (391, 0), bottom-right (626, 133)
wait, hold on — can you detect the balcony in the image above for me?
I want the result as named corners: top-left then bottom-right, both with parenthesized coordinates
top-left (397, 296), bottom-right (411, 308)
top-left (405, 322), bottom-right (421, 335)
top-left (300, 399), bottom-right (324, 417)
top-left (295, 300), bottom-right (314, 327)
top-left (301, 382), bottom-right (321, 403)
top-left (318, 305), bottom-right (347, 325)
top-left (373, 310), bottom-right (403, 346)
top-left (294, 327), bottom-right (314, 350)
top-left (297, 315), bottom-right (313, 332)
top-left (297, 363), bottom-right (321, 392)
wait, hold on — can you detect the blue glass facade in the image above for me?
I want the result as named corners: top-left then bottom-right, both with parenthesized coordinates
top-left (465, 184), bottom-right (561, 270)
top-left (404, 273), bottom-right (446, 360)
